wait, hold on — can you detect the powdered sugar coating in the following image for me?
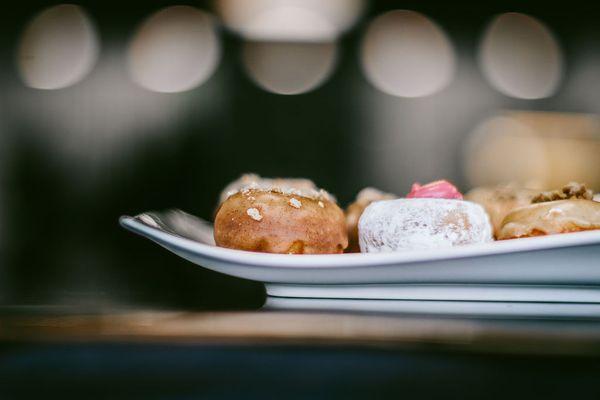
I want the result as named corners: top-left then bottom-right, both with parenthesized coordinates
top-left (358, 198), bottom-right (493, 253)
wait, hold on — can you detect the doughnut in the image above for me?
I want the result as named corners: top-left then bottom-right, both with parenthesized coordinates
top-left (498, 182), bottom-right (600, 239)
top-left (358, 180), bottom-right (493, 253)
top-left (345, 188), bottom-right (396, 253)
top-left (214, 174), bottom-right (347, 254)
top-left (465, 184), bottom-right (537, 238)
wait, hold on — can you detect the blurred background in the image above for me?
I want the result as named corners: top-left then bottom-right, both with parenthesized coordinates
top-left (2, 0), bottom-right (600, 311)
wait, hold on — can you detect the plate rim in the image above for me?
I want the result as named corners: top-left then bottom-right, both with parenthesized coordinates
top-left (120, 215), bottom-right (600, 269)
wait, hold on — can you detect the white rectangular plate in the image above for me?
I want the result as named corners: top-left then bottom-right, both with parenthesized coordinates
top-left (120, 211), bottom-right (600, 317)
top-left (264, 297), bottom-right (600, 319)
top-left (265, 284), bottom-right (600, 302)
top-left (120, 212), bottom-right (600, 286)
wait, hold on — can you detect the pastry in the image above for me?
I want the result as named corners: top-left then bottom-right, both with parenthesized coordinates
top-left (214, 174), bottom-right (348, 254)
top-left (359, 180), bottom-right (493, 252)
top-left (498, 182), bottom-right (600, 239)
top-left (465, 184), bottom-right (537, 238)
top-left (345, 187), bottom-right (396, 253)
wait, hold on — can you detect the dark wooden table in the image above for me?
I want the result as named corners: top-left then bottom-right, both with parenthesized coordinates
top-left (2, 309), bottom-right (600, 399)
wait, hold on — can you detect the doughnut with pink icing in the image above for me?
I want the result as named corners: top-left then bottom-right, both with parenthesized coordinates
top-left (358, 181), bottom-right (493, 253)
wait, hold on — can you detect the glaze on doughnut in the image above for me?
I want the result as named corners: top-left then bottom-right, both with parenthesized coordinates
top-left (498, 183), bottom-right (600, 239)
top-left (498, 199), bottom-right (600, 239)
top-left (214, 175), bottom-right (347, 254)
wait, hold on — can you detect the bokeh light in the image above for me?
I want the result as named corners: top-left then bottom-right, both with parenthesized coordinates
top-left (242, 41), bottom-right (337, 95)
top-left (464, 114), bottom-right (547, 187)
top-left (479, 12), bottom-right (563, 99)
top-left (128, 6), bottom-right (220, 93)
top-left (17, 4), bottom-right (99, 90)
top-left (464, 112), bottom-right (600, 189)
top-left (216, 0), bottom-right (365, 42)
top-left (360, 10), bottom-right (455, 98)
top-left (12, 48), bottom-right (225, 174)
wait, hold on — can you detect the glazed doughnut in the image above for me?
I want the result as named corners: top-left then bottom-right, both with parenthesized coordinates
top-left (465, 184), bottom-right (537, 238)
top-left (358, 181), bottom-right (493, 253)
top-left (345, 188), bottom-right (396, 253)
top-left (498, 183), bottom-right (600, 239)
top-left (498, 200), bottom-right (600, 239)
top-left (214, 174), bottom-right (347, 254)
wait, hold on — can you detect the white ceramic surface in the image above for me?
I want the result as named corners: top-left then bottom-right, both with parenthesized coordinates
top-left (120, 214), bottom-right (600, 285)
top-left (264, 297), bottom-right (600, 319)
top-left (265, 284), bottom-right (600, 302)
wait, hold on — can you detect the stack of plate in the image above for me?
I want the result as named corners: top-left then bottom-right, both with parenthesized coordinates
top-left (121, 212), bottom-right (600, 319)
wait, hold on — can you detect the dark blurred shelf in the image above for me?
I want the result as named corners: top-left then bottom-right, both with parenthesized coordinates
top-left (4, 310), bottom-right (600, 398)
top-left (3, 309), bottom-right (600, 356)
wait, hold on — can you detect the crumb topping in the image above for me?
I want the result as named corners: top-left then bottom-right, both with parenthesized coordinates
top-left (543, 207), bottom-right (564, 220)
top-left (532, 182), bottom-right (594, 203)
top-left (318, 201), bottom-right (325, 208)
top-left (246, 207), bottom-right (262, 221)
top-left (289, 198), bottom-right (302, 208)
top-left (219, 173), bottom-right (335, 203)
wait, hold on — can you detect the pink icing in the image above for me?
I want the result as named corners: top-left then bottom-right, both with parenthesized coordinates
top-left (406, 180), bottom-right (463, 200)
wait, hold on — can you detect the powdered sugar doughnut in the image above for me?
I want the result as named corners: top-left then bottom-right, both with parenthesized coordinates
top-left (358, 198), bottom-right (493, 253)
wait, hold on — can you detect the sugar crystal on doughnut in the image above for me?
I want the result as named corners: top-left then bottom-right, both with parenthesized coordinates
top-left (289, 198), bottom-right (302, 208)
top-left (246, 207), bottom-right (262, 221)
